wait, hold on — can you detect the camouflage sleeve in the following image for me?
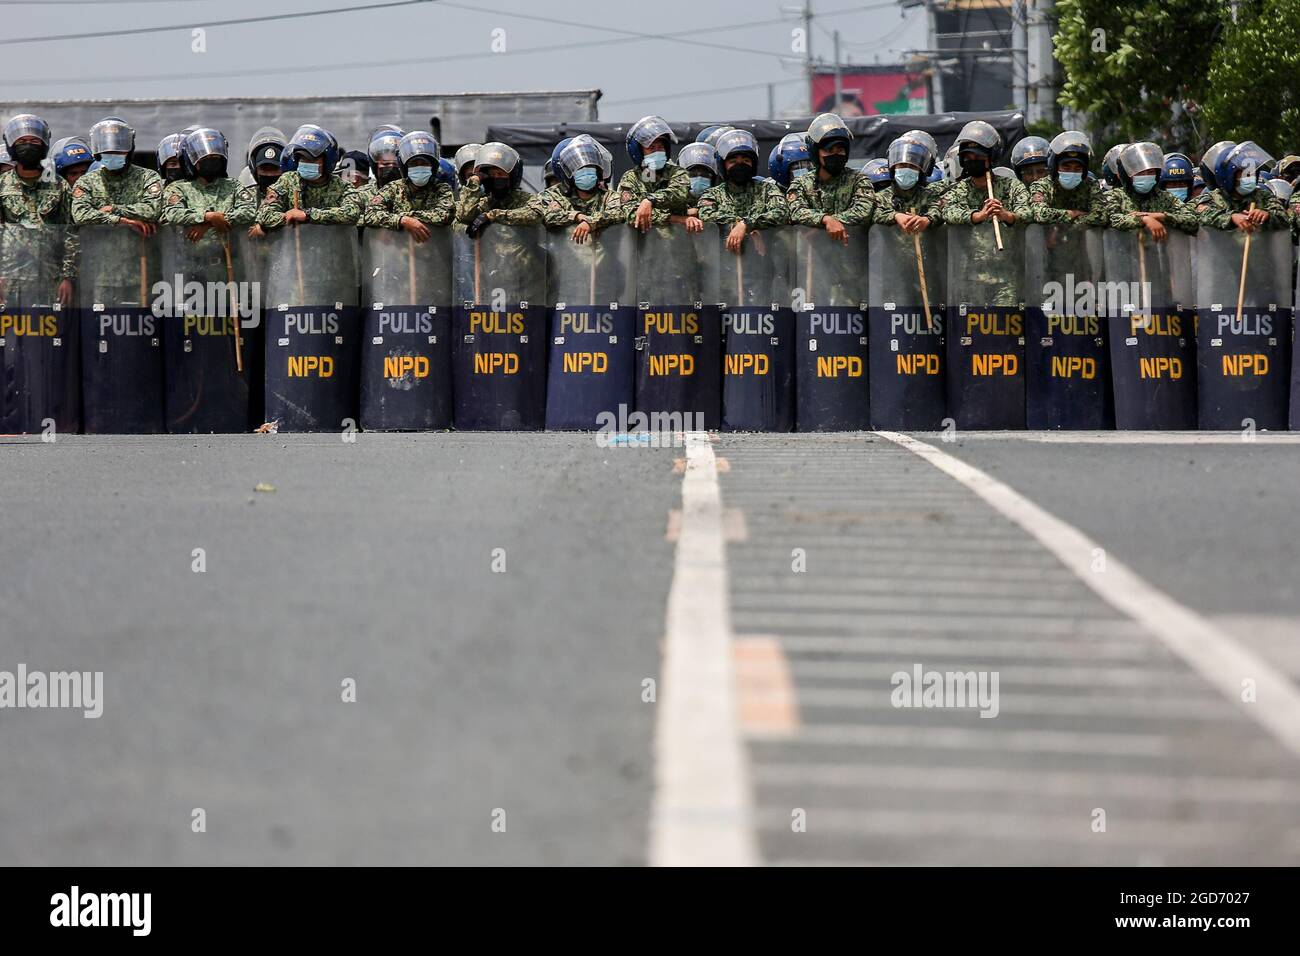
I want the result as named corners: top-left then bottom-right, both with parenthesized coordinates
top-left (1259, 192), bottom-right (1289, 230)
top-left (1197, 193), bottom-right (1235, 231)
top-left (748, 180), bottom-right (789, 230)
top-left (646, 165), bottom-right (690, 215)
top-left (160, 184), bottom-right (202, 226)
top-left (60, 183), bottom-right (78, 280)
top-left (362, 182), bottom-right (402, 230)
top-left (1108, 191), bottom-right (1144, 231)
top-left (455, 179), bottom-right (488, 223)
top-left (1077, 187), bottom-right (1110, 228)
top-left (539, 189), bottom-right (577, 229)
top-left (70, 177), bottom-right (118, 225)
top-left (306, 184), bottom-right (362, 225)
top-left (939, 184), bottom-right (976, 226)
top-left (835, 174), bottom-right (876, 226)
top-left (1004, 180), bottom-right (1030, 222)
top-left (696, 184), bottom-right (731, 225)
top-left (490, 191), bottom-right (542, 226)
top-left (112, 173), bottom-right (164, 222)
top-left (785, 178), bottom-right (823, 228)
top-left (226, 183), bottom-right (257, 228)
top-left (255, 174), bottom-right (293, 230)
top-left (414, 183), bottom-right (455, 227)
top-left (872, 188), bottom-right (900, 225)
top-left (589, 187), bottom-right (624, 231)
top-left (1160, 192), bottom-right (1201, 235)
top-left (1024, 184), bottom-right (1066, 225)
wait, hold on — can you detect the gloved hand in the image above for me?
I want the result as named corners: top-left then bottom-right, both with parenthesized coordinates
top-left (466, 213), bottom-right (491, 239)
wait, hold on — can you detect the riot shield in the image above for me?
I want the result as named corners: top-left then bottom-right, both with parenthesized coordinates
top-left (544, 226), bottom-right (636, 430)
top-left (262, 224), bottom-right (361, 432)
top-left (1, 224), bottom-right (80, 434)
top-left (720, 227), bottom-right (795, 431)
top-left (1194, 228), bottom-right (1293, 430)
top-left (360, 228), bottom-right (453, 431)
top-left (451, 224), bottom-right (548, 430)
top-left (1294, 252), bottom-right (1300, 430)
top-left (634, 223), bottom-right (722, 432)
top-left (78, 225), bottom-right (164, 434)
top-left (945, 224), bottom-right (1026, 429)
top-left (1102, 230), bottom-right (1196, 429)
top-left (793, 226), bottom-right (870, 431)
top-left (157, 226), bottom-right (257, 433)
top-left (1022, 224), bottom-right (1111, 430)
top-left (867, 226), bottom-right (946, 430)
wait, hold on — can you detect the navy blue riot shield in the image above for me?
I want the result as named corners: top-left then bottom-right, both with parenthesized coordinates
top-left (946, 222), bottom-right (1026, 429)
top-left (1, 224), bottom-right (80, 435)
top-left (360, 227), bottom-right (453, 431)
top-left (1023, 224), bottom-right (1112, 429)
top-left (78, 225), bottom-right (164, 434)
top-left (634, 223), bottom-right (721, 432)
top-left (1293, 252), bottom-right (1300, 430)
top-left (794, 226), bottom-right (870, 431)
top-left (452, 224), bottom-right (548, 430)
top-left (1103, 229), bottom-right (1196, 429)
top-left (1195, 228), bottom-right (1293, 431)
top-left (721, 227), bottom-right (795, 431)
top-left (545, 225), bottom-right (636, 430)
top-left (868, 225), bottom-right (946, 430)
top-left (157, 227), bottom-right (256, 433)
top-left (262, 224), bottom-right (361, 432)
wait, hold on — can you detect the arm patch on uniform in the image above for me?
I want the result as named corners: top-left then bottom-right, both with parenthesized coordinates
top-left (147, 181), bottom-right (162, 196)
top-left (73, 186), bottom-right (84, 199)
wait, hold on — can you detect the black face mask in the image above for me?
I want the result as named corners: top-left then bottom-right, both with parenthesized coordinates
top-left (725, 162), bottom-right (755, 186)
top-left (960, 155), bottom-right (989, 178)
top-left (163, 165), bottom-right (186, 182)
top-left (256, 171), bottom-right (280, 189)
top-left (822, 153), bottom-right (848, 175)
top-left (486, 177), bottom-right (511, 198)
top-left (197, 159), bottom-right (225, 180)
top-left (12, 142), bottom-right (47, 169)
top-left (376, 164), bottom-right (401, 186)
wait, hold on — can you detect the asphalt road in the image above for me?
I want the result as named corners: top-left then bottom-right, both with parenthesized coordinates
top-left (3, 430), bottom-right (1299, 865)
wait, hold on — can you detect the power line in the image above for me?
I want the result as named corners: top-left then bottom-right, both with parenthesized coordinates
top-left (0, 0), bottom-right (431, 46)
top-left (604, 78), bottom-right (803, 109)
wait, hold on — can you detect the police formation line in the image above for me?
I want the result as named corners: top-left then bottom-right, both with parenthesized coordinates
top-left (1, 111), bottom-right (1297, 434)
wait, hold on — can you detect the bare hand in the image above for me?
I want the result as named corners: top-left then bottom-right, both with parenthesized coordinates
top-left (401, 216), bottom-right (431, 242)
top-left (185, 224), bottom-right (210, 242)
top-left (823, 215), bottom-right (848, 245)
top-left (635, 198), bottom-right (654, 232)
top-left (57, 278), bottom-right (74, 307)
top-left (283, 208), bottom-right (308, 225)
top-left (726, 220), bottom-right (748, 253)
top-left (571, 219), bottom-right (591, 244)
top-left (1230, 212), bottom-right (1255, 233)
top-left (1067, 209), bottom-right (1084, 220)
top-left (247, 223), bottom-right (266, 239)
top-left (120, 217), bottom-right (152, 237)
top-left (1247, 208), bottom-right (1269, 226)
top-left (1142, 214), bottom-right (1167, 241)
top-left (684, 215), bottom-right (704, 234)
top-left (204, 211), bottom-right (230, 232)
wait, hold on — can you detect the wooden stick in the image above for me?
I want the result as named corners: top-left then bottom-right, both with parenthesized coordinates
top-left (804, 236), bottom-right (814, 303)
top-left (408, 233), bottom-right (417, 304)
top-left (293, 185), bottom-right (305, 304)
top-left (1136, 230), bottom-right (1148, 326)
top-left (735, 238), bottom-right (744, 307)
top-left (589, 240), bottom-right (597, 305)
top-left (910, 207), bottom-right (933, 331)
top-left (985, 173), bottom-right (1004, 251)
top-left (1235, 202), bottom-right (1257, 325)
top-left (138, 235), bottom-right (148, 305)
top-left (224, 237), bottom-right (243, 373)
top-left (473, 235), bottom-right (482, 303)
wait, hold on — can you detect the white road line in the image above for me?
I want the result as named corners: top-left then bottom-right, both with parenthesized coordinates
top-left (785, 723), bottom-right (1167, 755)
top-left (878, 430), bottom-right (1300, 761)
top-left (929, 431), bottom-right (1300, 444)
top-left (649, 432), bottom-right (757, 867)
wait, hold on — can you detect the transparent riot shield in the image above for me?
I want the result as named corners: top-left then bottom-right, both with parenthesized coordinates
top-left (868, 225), bottom-right (946, 429)
top-left (1, 224), bottom-right (80, 434)
top-left (1102, 230), bottom-right (1196, 429)
top-left (544, 225), bottom-right (637, 430)
top-left (793, 226), bottom-right (870, 431)
top-left (633, 223), bottom-right (722, 432)
top-left (946, 223), bottom-right (1026, 429)
top-left (262, 224), bottom-right (361, 432)
top-left (1195, 228), bottom-right (1293, 430)
top-left (451, 224), bottom-right (548, 430)
top-left (1022, 224), bottom-right (1111, 429)
top-left (78, 225), bottom-right (164, 433)
top-left (719, 227), bottom-right (794, 431)
top-left (156, 226), bottom-right (257, 433)
top-left (1293, 250), bottom-right (1300, 430)
top-left (360, 227), bottom-right (453, 430)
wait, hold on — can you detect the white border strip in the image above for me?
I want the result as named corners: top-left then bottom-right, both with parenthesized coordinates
top-left (650, 432), bottom-right (757, 866)
top-left (878, 430), bottom-right (1300, 761)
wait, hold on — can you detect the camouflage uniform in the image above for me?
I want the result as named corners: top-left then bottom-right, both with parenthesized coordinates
top-left (1198, 189), bottom-right (1288, 231)
top-left (607, 162), bottom-right (691, 227)
top-left (697, 177), bottom-right (789, 230)
top-left (1109, 188), bottom-right (1199, 234)
top-left (938, 175), bottom-right (1029, 307)
top-left (454, 180), bottom-right (543, 303)
top-left (255, 170), bottom-right (362, 229)
top-left (0, 169), bottom-right (77, 286)
top-left (871, 180), bottom-right (946, 225)
top-left (160, 178), bottom-right (258, 228)
top-left (454, 179), bottom-right (541, 226)
top-left (535, 183), bottom-right (618, 231)
top-left (70, 164), bottom-right (164, 225)
top-left (361, 179), bottom-right (455, 230)
top-left (786, 168), bottom-right (876, 227)
top-left (1024, 178), bottom-right (1109, 227)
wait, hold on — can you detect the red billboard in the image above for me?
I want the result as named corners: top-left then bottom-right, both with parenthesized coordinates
top-left (810, 67), bottom-right (929, 116)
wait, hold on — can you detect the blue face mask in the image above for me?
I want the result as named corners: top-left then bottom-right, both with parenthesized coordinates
top-left (407, 166), bottom-right (433, 187)
top-left (689, 175), bottom-right (712, 198)
top-left (573, 167), bottom-right (599, 191)
top-left (297, 161), bottom-right (322, 181)
top-left (100, 153), bottom-right (127, 171)
top-left (642, 151), bottom-right (666, 172)
top-left (1167, 186), bottom-right (1189, 202)
top-left (1057, 171), bottom-right (1083, 191)
top-left (893, 167), bottom-right (919, 190)
top-left (791, 163), bottom-right (813, 180)
top-left (1132, 174), bottom-right (1158, 194)
top-left (1237, 175), bottom-right (1257, 195)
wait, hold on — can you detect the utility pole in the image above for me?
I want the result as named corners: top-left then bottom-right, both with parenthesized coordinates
top-left (767, 83), bottom-right (775, 121)
top-left (804, 0), bottom-right (814, 112)
top-left (833, 29), bottom-right (843, 113)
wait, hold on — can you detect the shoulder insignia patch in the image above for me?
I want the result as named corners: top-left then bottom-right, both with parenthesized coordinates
top-left (167, 192), bottom-right (183, 204)
top-left (548, 201), bottom-right (561, 211)
top-left (147, 181), bottom-right (162, 196)
top-left (73, 186), bottom-right (84, 199)
top-left (620, 190), bottom-right (632, 202)
top-left (265, 189), bottom-right (278, 204)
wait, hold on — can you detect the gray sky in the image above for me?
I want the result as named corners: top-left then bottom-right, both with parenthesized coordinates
top-left (2, 0), bottom-right (926, 121)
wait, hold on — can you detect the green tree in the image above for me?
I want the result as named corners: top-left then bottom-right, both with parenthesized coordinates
top-left (1054, 0), bottom-right (1225, 153)
top-left (1201, 0), bottom-right (1300, 156)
